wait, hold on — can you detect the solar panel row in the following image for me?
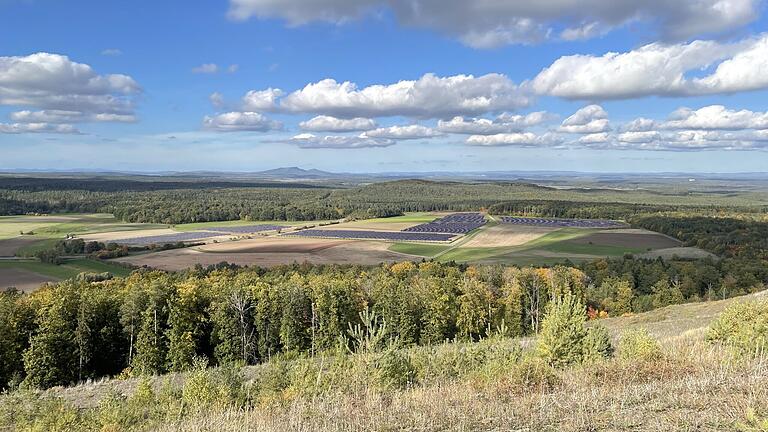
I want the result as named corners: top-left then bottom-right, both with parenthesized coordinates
top-left (403, 212), bottom-right (486, 234)
top-left (285, 229), bottom-right (456, 242)
top-left (499, 216), bottom-right (626, 228)
top-left (111, 231), bottom-right (223, 246)
top-left (205, 224), bottom-right (288, 234)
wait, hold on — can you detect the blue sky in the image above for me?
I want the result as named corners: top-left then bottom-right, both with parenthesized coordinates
top-left (2, 0), bottom-right (768, 173)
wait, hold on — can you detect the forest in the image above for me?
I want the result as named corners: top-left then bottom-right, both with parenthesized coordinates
top-left (2, 177), bottom-right (768, 224)
top-left (2, 252), bottom-right (766, 391)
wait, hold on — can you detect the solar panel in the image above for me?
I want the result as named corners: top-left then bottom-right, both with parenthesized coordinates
top-left (204, 225), bottom-right (288, 234)
top-left (284, 229), bottom-right (456, 242)
top-left (403, 212), bottom-right (486, 234)
top-left (111, 231), bottom-right (222, 246)
top-left (499, 216), bottom-right (626, 228)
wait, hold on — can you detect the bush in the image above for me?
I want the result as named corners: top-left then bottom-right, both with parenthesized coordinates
top-left (582, 325), bottom-right (614, 363)
top-left (535, 293), bottom-right (588, 368)
top-left (495, 356), bottom-right (561, 395)
top-left (707, 300), bottom-right (768, 357)
top-left (618, 328), bottom-right (662, 361)
top-left (375, 349), bottom-right (415, 389)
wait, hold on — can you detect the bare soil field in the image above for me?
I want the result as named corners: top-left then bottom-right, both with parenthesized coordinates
top-left (567, 229), bottom-right (680, 249)
top-left (116, 240), bottom-right (418, 270)
top-left (0, 237), bottom-right (39, 257)
top-left (638, 246), bottom-right (717, 260)
top-left (196, 237), bottom-right (351, 253)
top-left (462, 224), bottom-right (556, 248)
top-left (0, 267), bottom-right (56, 292)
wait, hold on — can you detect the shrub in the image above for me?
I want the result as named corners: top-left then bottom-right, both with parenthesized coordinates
top-left (707, 300), bottom-right (768, 357)
top-left (618, 328), bottom-right (662, 361)
top-left (495, 356), bottom-right (561, 395)
top-left (582, 325), bottom-right (614, 363)
top-left (535, 293), bottom-right (588, 368)
top-left (375, 349), bottom-right (415, 389)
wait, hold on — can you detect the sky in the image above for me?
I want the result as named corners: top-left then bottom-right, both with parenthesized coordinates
top-left (2, 0), bottom-right (768, 173)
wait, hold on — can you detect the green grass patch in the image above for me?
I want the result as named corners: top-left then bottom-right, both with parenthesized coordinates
top-left (389, 242), bottom-right (450, 257)
top-left (539, 242), bottom-right (645, 256)
top-left (0, 214), bottom-right (168, 240)
top-left (0, 258), bottom-right (131, 280)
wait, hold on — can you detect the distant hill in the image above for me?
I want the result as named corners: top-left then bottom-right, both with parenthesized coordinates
top-left (254, 167), bottom-right (338, 179)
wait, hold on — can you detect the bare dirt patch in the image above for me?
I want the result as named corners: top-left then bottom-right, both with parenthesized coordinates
top-left (0, 267), bottom-right (57, 292)
top-left (116, 240), bottom-right (417, 270)
top-left (0, 237), bottom-right (39, 257)
top-left (462, 225), bottom-right (556, 248)
top-left (567, 230), bottom-right (680, 250)
top-left (196, 237), bottom-right (350, 254)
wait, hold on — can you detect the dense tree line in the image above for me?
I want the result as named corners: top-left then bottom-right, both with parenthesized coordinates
top-left (1, 262), bottom-right (592, 390)
top-left (634, 215), bottom-right (768, 260)
top-left (4, 254), bottom-right (764, 390)
top-left (4, 178), bottom-right (766, 224)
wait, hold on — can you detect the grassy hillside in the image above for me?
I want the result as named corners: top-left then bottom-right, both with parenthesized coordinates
top-left (4, 290), bottom-right (766, 432)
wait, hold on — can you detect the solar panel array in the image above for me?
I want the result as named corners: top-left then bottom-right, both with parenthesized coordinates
top-left (111, 231), bottom-right (223, 246)
top-left (403, 212), bottom-right (487, 234)
top-left (204, 224), bottom-right (288, 234)
top-left (500, 216), bottom-right (626, 228)
top-left (286, 229), bottom-right (456, 242)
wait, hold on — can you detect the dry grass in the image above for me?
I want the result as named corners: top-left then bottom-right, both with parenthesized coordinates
top-left (151, 343), bottom-right (768, 432)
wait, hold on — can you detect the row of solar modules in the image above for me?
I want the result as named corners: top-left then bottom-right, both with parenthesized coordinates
top-left (402, 212), bottom-right (486, 234)
top-left (285, 229), bottom-right (456, 242)
top-left (499, 216), bottom-right (626, 228)
top-left (205, 224), bottom-right (288, 234)
top-left (111, 225), bottom-right (287, 246)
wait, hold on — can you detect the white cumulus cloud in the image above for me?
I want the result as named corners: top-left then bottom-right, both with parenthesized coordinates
top-left (203, 112), bottom-right (283, 132)
top-left (530, 35), bottom-right (768, 99)
top-left (466, 132), bottom-right (561, 147)
top-left (362, 125), bottom-right (441, 140)
top-left (437, 111), bottom-right (552, 135)
top-left (287, 133), bottom-right (395, 149)
top-left (299, 115), bottom-right (376, 132)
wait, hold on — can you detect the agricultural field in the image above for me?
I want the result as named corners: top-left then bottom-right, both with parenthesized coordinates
top-left (0, 209), bottom-right (707, 288)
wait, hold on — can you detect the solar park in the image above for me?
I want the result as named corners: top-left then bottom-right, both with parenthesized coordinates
top-left (111, 224), bottom-right (287, 246)
top-left (500, 216), bottom-right (627, 228)
top-left (27, 211), bottom-right (698, 273)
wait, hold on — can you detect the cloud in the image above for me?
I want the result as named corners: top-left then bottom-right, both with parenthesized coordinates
top-left (192, 63), bottom-right (219, 74)
top-left (437, 111), bottom-right (551, 135)
top-left (9, 110), bottom-right (136, 123)
top-left (254, 73), bottom-right (527, 119)
top-left (577, 132), bottom-right (610, 144)
top-left (531, 34), bottom-right (768, 99)
top-left (362, 124), bottom-right (441, 140)
top-left (0, 53), bottom-right (140, 108)
top-left (227, 0), bottom-right (760, 48)
top-left (227, 64), bottom-right (239, 73)
top-left (209, 92), bottom-right (225, 108)
top-left (203, 112), bottom-right (283, 132)
top-left (242, 88), bottom-right (283, 111)
top-left (466, 132), bottom-right (561, 147)
top-left (622, 118), bottom-right (657, 132)
top-left (100, 48), bottom-right (122, 56)
top-left (0, 52), bottom-right (141, 133)
top-left (661, 105), bottom-right (768, 130)
top-left (558, 105), bottom-right (610, 133)
top-left (0, 122), bottom-right (80, 134)
top-left (286, 133), bottom-right (395, 149)
top-left (299, 115), bottom-right (376, 132)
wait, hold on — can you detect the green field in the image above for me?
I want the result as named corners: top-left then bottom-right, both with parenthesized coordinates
top-left (0, 214), bottom-right (168, 240)
top-left (425, 227), bottom-right (658, 265)
top-left (0, 258), bottom-right (132, 280)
